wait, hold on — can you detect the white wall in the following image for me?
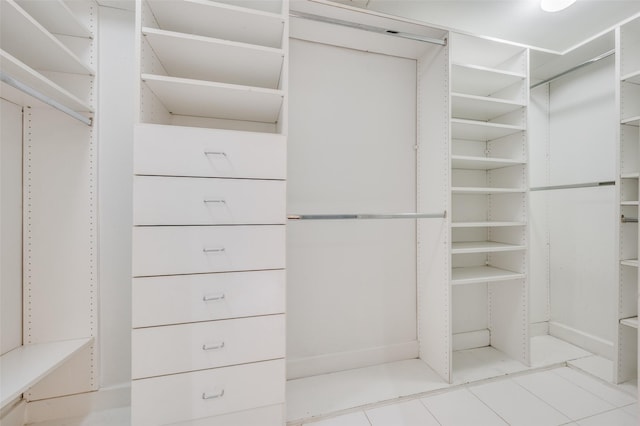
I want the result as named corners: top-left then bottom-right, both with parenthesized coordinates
top-left (97, 4), bottom-right (134, 388)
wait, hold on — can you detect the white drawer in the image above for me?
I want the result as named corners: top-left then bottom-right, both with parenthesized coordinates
top-left (133, 176), bottom-right (286, 226)
top-left (132, 225), bottom-right (285, 277)
top-left (134, 124), bottom-right (286, 179)
top-left (132, 315), bottom-right (285, 379)
top-left (170, 404), bottom-right (284, 426)
top-left (131, 359), bottom-right (285, 426)
top-left (132, 270), bottom-right (285, 328)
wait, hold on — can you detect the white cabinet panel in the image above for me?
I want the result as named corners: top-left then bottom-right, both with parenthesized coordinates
top-left (132, 225), bottom-right (285, 277)
top-left (132, 315), bottom-right (285, 379)
top-left (131, 359), bottom-right (285, 425)
top-left (132, 270), bottom-right (285, 328)
top-left (134, 176), bottom-right (286, 225)
top-left (134, 124), bottom-right (286, 179)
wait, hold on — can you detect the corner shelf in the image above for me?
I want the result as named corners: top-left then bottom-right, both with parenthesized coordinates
top-left (14, 0), bottom-right (91, 38)
top-left (142, 27), bottom-right (284, 89)
top-left (451, 155), bottom-right (524, 170)
top-left (620, 317), bottom-right (639, 329)
top-left (0, 338), bottom-right (93, 408)
top-left (142, 73), bottom-right (284, 123)
top-left (0, 0), bottom-right (94, 75)
top-left (451, 63), bottom-right (525, 97)
top-left (451, 118), bottom-right (525, 141)
top-left (146, 0), bottom-right (285, 48)
top-left (452, 186), bottom-right (525, 194)
top-left (451, 241), bottom-right (526, 254)
top-left (451, 265), bottom-right (525, 285)
top-left (451, 92), bottom-right (524, 121)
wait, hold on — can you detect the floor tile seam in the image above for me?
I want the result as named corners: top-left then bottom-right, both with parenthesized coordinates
top-left (362, 410), bottom-right (373, 426)
top-left (416, 397), bottom-right (444, 426)
top-left (549, 368), bottom-right (624, 408)
top-left (570, 405), bottom-right (637, 423)
top-left (565, 364), bottom-right (639, 398)
top-left (509, 373), bottom-right (575, 422)
top-left (464, 385), bottom-right (512, 425)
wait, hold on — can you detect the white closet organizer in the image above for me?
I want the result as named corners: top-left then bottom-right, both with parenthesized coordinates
top-left (131, 0), bottom-right (288, 424)
top-left (0, 0), bottom-right (97, 411)
top-left (449, 33), bottom-right (530, 375)
top-left (615, 15), bottom-right (640, 386)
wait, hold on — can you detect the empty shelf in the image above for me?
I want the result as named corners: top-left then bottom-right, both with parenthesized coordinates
top-left (14, 0), bottom-right (91, 38)
top-left (142, 27), bottom-right (284, 89)
top-left (620, 201), bottom-right (639, 206)
top-left (621, 116), bottom-right (640, 126)
top-left (451, 155), bottom-right (524, 170)
top-left (1, 0), bottom-right (93, 75)
top-left (452, 186), bottom-right (525, 194)
top-left (147, 0), bottom-right (285, 48)
top-left (621, 172), bottom-right (640, 179)
top-left (451, 265), bottom-right (525, 285)
top-left (452, 63), bottom-right (525, 98)
top-left (452, 241), bottom-right (526, 254)
top-left (452, 119), bottom-right (525, 141)
top-left (452, 93), bottom-right (525, 122)
top-left (620, 259), bottom-right (639, 267)
top-left (1, 50), bottom-right (92, 112)
top-left (620, 317), bottom-right (639, 328)
top-left (452, 221), bottom-right (526, 228)
top-left (621, 69), bottom-right (640, 85)
top-left (142, 74), bottom-right (284, 123)
top-left (1, 338), bottom-right (92, 408)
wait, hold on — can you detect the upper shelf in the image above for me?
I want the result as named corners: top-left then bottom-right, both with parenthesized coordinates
top-left (452, 187), bottom-right (525, 195)
top-left (451, 265), bottom-right (525, 286)
top-left (14, 0), bottom-right (91, 38)
top-left (1, 49), bottom-right (92, 112)
top-left (0, 338), bottom-right (92, 408)
top-left (452, 119), bottom-right (525, 141)
top-left (451, 93), bottom-right (524, 122)
top-left (451, 221), bottom-right (526, 228)
top-left (451, 241), bottom-right (526, 254)
top-left (620, 317), bottom-right (639, 329)
top-left (146, 0), bottom-right (285, 48)
top-left (452, 63), bottom-right (525, 98)
top-left (142, 27), bottom-right (284, 89)
top-left (0, 0), bottom-right (93, 75)
top-left (451, 155), bottom-right (524, 170)
top-left (621, 116), bottom-right (640, 126)
top-left (621, 69), bottom-right (640, 85)
top-left (142, 73), bottom-right (284, 123)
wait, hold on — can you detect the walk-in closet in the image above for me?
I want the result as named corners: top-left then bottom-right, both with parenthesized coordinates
top-left (1, 0), bottom-right (639, 425)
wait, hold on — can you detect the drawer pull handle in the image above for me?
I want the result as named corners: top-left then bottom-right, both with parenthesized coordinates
top-left (202, 342), bottom-right (225, 351)
top-left (202, 390), bottom-right (225, 400)
top-left (203, 199), bottom-right (226, 204)
top-left (203, 293), bottom-right (225, 302)
top-left (203, 247), bottom-right (225, 253)
top-left (204, 151), bottom-right (227, 157)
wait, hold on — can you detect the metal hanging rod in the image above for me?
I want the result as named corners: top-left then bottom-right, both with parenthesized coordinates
top-left (287, 212), bottom-right (447, 220)
top-left (530, 181), bottom-right (615, 192)
top-left (289, 11), bottom-right (447, 46)
top-left (0, 71), bottom-right (92, 126)
top-left (531, 49), bottom-right (615, 90)
top-left (621, 216), bottom-right (638, 223)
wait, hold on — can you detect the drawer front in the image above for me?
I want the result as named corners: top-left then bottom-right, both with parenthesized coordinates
top-left (133, 176), bottom-right (286, 226)
top-left (132, 270), bottom-right (285, 328)
top-left (170, 404), bottom-right (284, 426)
top-left (132, 225), bottom-right (285, 277)
top-left (134, 124), bottom-right (286, 179)
top-left (131, 359), bottom-right (285, 425)
top-left (132, 315), bottom-right (285, 379)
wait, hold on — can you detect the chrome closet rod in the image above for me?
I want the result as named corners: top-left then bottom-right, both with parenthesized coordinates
top-left (289, 11), bottom-right (447, 46)
top-left (530, 181), bottom-right (615, 191)
top-left (0, 71), bottom-right (92, 126)
top-left (531, 49), bottom-right (615, 89)
top-left (287, 212), bottom-right (447, 220)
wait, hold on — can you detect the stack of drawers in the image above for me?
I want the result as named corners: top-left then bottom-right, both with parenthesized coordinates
top-left (131, 123), bottom-right (286, 425)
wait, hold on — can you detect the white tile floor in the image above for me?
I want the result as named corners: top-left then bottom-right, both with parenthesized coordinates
top-left (302, 367), bottom-right (638, 426)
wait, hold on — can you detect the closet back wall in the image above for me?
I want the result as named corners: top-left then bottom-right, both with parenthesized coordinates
top-left (287, 38), bottom-right (418, 379)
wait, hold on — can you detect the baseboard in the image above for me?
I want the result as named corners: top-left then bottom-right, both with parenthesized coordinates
top-left (287, 341), bottom-right (419, 380)
top-left (530, 321), bottom-right (550, 337)
top-left (452, 329), bottom-right (490, 351)
top-left (25, 383), bottom-right (130, 424)
top-left (1, 400), bottom-right (26, 426)
top-left (549, 321), bottom-right (613, 360)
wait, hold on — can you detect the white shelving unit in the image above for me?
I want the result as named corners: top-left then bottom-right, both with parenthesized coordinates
top-left (0, 0), bottom-right (98, 412)
top-left (132, 0), bottom-right (288, 423)
top-left (615, 15), bottom-right (640, 386)
top-left (449, 32), bottom-right (530, 378)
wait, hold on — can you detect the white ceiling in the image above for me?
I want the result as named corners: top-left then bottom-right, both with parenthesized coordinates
top-left (335, 0), bottom-right (640, 53)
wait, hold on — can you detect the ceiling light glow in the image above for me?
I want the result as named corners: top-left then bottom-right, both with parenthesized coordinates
top-left (540, 0), bottom-right (576, 12)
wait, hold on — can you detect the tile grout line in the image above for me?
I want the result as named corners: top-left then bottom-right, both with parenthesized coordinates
top-left (416, 397), bottom-right (444, 426)
top-left (550, 368), bottom-right (629, 408)
top-left (465, 384), bottom-right (514, 425)
top-left (509, 370), bottom-right (576, 423)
